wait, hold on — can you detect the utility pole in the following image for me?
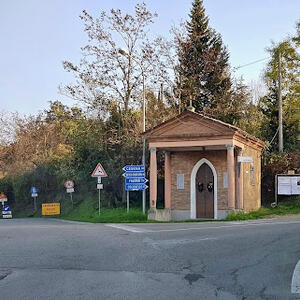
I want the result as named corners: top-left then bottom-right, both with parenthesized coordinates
top-left (118, 49), bottom-right (146, 215)
top-left (278, 50), bottom-right (283, 152)
top-left (178, 75), bottom-right (182, 114)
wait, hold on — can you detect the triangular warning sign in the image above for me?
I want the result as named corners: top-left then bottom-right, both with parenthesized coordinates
top-left (91, 163), bottom-right (108, 177)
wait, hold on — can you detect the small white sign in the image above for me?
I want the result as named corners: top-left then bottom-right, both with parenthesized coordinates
top-left (66, 188), bottom-right (74, 193)
top-left (237, 156), bottom-right (253, 163)
top-left (3, 214), bottom-right (12, 219)
top-left (2, 211), bottom-right (11, 215)
top-left (31, 193), bottom-right (38, 198)
top-left (97, 184), bottom-right (103, 190)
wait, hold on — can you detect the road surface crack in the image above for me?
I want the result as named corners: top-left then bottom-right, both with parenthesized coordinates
top-left (0, 269), bottom-right (12, 280)
top-left (184, 273), bottom-right (205, 285)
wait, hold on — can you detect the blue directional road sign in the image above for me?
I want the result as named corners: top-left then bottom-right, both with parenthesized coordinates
top-left (123, 165), bottom-right (148, 191)
top-left (123, 165), bottom-right (145, 172)
top-left (125, 178), bottom-right (148, 184)
top-left (122, 171), bottom-right (145, 178)
top-left (30, 187), bottom-right (38, 194)
top-left (125, 183), bottom-right (148, 191)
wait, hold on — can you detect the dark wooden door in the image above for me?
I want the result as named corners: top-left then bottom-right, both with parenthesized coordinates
top-left (196, 163), bottom-right (214, 218)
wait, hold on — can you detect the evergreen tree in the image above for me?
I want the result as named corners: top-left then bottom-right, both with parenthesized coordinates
top-left (259, 21), bottom-right (300, 152)
top-left (177, 0), bottom-right (232, 112)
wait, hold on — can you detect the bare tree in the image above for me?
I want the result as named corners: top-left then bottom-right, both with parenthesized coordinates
top-left (60, 3), bottom-right (158, 115)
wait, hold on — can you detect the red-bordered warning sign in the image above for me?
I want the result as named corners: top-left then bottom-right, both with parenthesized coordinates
top-left (64, 180), bottom-right (74, 189)
top-left (91, 163), bottom-right (108, 177)
top-left (0, 192), bottom-right (7, 199)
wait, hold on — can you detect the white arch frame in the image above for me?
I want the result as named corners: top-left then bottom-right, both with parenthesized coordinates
top-left (190, 158), bottom-right (218, 219)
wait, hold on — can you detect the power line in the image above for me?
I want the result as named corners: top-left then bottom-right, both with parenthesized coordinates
top-left (233, 57), bottom-right (269, 70)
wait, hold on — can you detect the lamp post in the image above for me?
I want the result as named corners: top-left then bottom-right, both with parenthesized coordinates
top-left (119, 49), bottom-right (146, 214)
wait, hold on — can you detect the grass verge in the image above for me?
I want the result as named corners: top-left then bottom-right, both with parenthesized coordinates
top-left (12, 196), bottom-right (300, 223)
top-left (226, 199), bottom-right (300, 221)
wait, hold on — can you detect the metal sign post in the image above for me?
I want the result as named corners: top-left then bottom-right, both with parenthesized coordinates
top-left (98, 177), bottom-right (101, 215)
top-left (127, 191), bottom-right (129, 213)
top-left (34, 196), bottom-right (37, 212)
top-left (65, 180), bottom-right (75, 209)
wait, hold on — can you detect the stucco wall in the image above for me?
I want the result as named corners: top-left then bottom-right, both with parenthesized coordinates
top-left (242, 145), bottom-right (262, 212)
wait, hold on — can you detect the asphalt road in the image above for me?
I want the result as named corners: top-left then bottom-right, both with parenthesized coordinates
top-left (1, 216), bottom-right (300, 300)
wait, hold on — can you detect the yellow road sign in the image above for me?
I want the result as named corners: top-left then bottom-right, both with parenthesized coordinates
top-left (42, 203), bottom-right (60, 216)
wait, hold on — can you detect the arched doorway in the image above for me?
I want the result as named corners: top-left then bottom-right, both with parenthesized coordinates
top-left (190, 158), bottom-right (218, 219)
top-left (196, 163), bottom-right (214, 218)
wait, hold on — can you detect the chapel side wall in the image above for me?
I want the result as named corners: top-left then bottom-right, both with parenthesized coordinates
top-left (242, 145), bottom-right (262, 212)
top-left (170, 150), bottom-right (228, 211)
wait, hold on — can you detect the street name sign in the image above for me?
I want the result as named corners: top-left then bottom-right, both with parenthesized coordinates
top-left (125, 183), bottom-right (148, 191)
top-left (125, 178), bottom-right (148, 184)
top-left (237, 156), bottom-right (253, 163)
top-left (123, 165), bottom-right (145, 172)
top-left (122, 172), bottom-right (145, 178)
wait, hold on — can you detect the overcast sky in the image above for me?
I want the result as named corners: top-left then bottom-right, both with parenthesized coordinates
top-left (1, 0), bottom-right (299, 115)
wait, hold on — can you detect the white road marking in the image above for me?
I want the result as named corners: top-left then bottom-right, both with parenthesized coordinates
top-left (143, 237), bottom-right (217, 249)
top-left (106, 220), bottom-right (300, 233)
top-left (105, 224), bottom-right (149, 233)
top-left (291, 260), bottom-right (300, 293)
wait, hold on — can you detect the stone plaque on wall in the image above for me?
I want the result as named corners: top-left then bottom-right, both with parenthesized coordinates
top-left (177, 174), bottom-right (184, 190)
top-left (223, 172), bottom-right (228, 188)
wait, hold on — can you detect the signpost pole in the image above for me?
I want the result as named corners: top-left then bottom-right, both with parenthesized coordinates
top-left (34, 196), bottom-right (37, 212)
top-left (70, 193), bottom-right (73, 209)
top-left (127, 191), bottom-right (129, 213)
top-left (98, 177), bottom-right (101, 215)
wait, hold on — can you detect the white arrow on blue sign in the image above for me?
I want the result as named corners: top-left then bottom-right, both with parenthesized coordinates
top-left (2, 205), bottom-right (10, 212)
top-left (125, 183), bottom-right (148, 191)
top-left (122, 172), bottom-right (145, 178)
top-left (123, 165), bottom-right (145, 172)
top-left (125, 178), bottom-right (148, 184)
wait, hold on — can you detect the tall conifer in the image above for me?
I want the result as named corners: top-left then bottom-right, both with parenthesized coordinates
top-left (177, 0), bottom-right (231, 111)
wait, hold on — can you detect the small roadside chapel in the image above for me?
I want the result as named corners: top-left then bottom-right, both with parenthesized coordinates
top-left (143, 109), bottom-right (265, 221)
